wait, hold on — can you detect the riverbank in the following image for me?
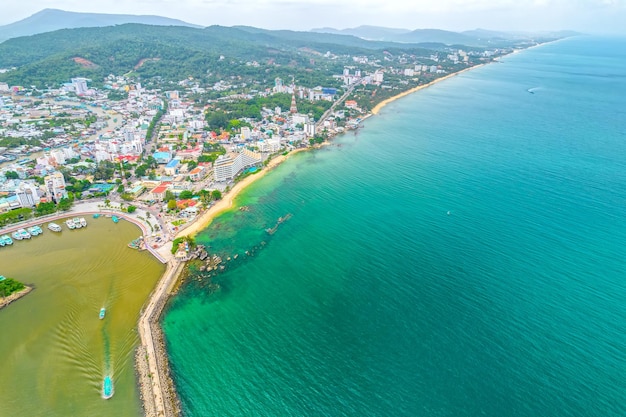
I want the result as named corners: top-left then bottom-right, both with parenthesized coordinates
top-left (371, 63), bottom-right (487, 115)
top-left (0, 285), bottom-right (33, 310)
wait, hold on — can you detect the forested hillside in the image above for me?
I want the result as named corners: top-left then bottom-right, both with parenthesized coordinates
top-left (0, 24), bottom-right (439, 88)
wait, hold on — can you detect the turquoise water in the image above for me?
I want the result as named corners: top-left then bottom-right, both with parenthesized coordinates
top-left (163, 37), bottom-right (626, 416)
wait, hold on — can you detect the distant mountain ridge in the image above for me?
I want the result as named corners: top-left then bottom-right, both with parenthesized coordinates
top-left (311, 26), bottom-right (583, 47)
top-left (0, 8), bottom-right (202, 42)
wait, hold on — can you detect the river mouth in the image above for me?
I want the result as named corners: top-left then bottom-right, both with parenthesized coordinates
top-left (0, 217), bottom-right (164, 417)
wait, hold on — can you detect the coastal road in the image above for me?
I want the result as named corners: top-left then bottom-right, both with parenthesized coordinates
top-left (316, 83), bottom-right (357, 130)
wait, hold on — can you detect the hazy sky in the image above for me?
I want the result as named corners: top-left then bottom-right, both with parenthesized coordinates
top-left (1, 0), bottom-right (625, 33)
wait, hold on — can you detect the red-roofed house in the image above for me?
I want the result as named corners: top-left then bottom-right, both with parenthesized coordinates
top-left (176, 199), bottom-right (198, 210)
top-left (149, 181), bottom-right (171, 201)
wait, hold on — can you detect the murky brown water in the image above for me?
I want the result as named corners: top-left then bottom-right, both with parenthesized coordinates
top-left (0, 217), bottom-right (164, 417)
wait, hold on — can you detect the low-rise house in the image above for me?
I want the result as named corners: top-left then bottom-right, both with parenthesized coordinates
top-left (164, 159), bottom-right (180, 176)
top-left (149, 181), bottom-right (171, 201)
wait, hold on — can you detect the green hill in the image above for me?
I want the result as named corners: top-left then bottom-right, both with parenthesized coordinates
top-left (0, 24), bottom-right (439, 87)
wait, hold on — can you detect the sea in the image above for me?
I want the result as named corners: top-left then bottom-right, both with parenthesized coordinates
top-left (163, 36), bottom-right (626, 416)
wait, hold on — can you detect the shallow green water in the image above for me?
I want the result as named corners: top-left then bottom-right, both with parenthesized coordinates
top-left (164, 37), bottom-right (626, 416)
top-left (0, 217), bottom-right (164, 417)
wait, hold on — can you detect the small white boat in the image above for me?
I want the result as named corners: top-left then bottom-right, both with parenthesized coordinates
top-left (28, 225), bottom-right (43, 236)
top-left (72, 217), bottom-right (82, 228)
top-left (80, 217), bottom-right (87, 227)
top-left (11, 231), bottom-right (23, 240)
top-left (99, 307), bottom-right (106, 319)
top-left (65, 219), bottom-right (76, 230)
top-left (17, 229), bottom-right (31, 239)
top-left (48, 222), bottom-right (62, 232)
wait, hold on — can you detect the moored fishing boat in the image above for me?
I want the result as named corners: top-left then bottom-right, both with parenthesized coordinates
top-left (112, 215), bottom-right (119, 223)
top-left (80, 217), bottom-right (87, 227)
top-left (72, 217), bottom-right (82, 228)
top-left (65, 219), bottom-right (75, 230)
top-left (11, 231), bottom-right (23, 240)
top-left (48, 222), bottom-right (62, 232)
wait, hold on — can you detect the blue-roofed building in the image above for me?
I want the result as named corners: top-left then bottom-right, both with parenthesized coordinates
top-left (164, 159), bottom-right (181, 176)
top-left (153, 151), bottom-right (173, 164)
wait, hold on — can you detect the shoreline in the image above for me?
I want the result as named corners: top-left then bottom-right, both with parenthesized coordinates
top-left (176, 147), bottom-right (310, 239)
top-left (0, 286), bottom-right (33, 310)
top-left (138, 57), bottom-right (504, 417)
top-left (370, 63), bottom-right (486, 115)
top-left (136, 260), bottom-right (184, 417)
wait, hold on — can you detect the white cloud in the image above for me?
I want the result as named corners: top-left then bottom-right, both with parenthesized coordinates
top-left (0, 0), bottom-right (624, 33)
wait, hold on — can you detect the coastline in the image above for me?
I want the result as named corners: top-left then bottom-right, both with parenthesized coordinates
top-left (176, 147), bottom-right (309, 239)
top-left (371, 63), bottom-right (486, 115)
top-left (141, 59), bottom-right (500, 417)
top-left (136, 260), bottom-right (184, 417)
top-left (0, 286), bottom-right (33, 310)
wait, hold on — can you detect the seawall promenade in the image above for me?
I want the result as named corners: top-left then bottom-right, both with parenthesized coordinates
top-left (136, 260), bottom-right (183, 417)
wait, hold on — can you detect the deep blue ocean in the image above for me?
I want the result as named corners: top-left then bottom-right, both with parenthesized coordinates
top-left (163, 36), bottom-right (626, 416)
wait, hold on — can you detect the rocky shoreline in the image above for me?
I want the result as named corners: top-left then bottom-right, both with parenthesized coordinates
top-left (136, 261), bottom-right (184, 417)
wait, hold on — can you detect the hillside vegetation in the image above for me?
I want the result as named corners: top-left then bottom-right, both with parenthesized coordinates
top-left (0, 24), bottom-right (443, 88)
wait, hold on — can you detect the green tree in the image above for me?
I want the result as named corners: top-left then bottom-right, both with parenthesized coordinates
top-left (4, 171), bottom-right (19, 179)
top-left (167, 199), bottom-right (177, 211)
top-left (179, 190), bottom-right (193, 200)
top-left (164, 190), bottom-right (175, 202)
top-left (0, 278), bottom-right (26, 298)
top-left (198, 189), bottom-right (211, 204)
top-left (57, 197), bottom-right (72, 211)
top-left (35, 201), bottom-right (56, 216)
top-left (135, 164), bottom-right (148, 177)
top-left (211, 189), bottom-right (222, 200)
top-left (127, 205), bottom-right (137, 213)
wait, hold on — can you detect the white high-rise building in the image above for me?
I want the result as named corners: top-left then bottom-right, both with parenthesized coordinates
top-left (241, 127), bottom-right (252, 140)
top-left (16, 182), bottom-right (40, 207)
top-left (50, 149), bottom-right (66, 165)
top-left (71, 78), bottom-right (89, 95)
top-left (213, 149), bottom-right (262, 182)
top-left (304, 122), bottom-right (316, 137)
top-left (44, 172), bottom-right (68, 202)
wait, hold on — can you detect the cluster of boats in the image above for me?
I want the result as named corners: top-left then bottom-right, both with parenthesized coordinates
top-left (2, 217), bottom-right (90, 247)
top-left (65, 217), bottom-right (87, 230)
top-left (10, 225), bottom-right (43, 241)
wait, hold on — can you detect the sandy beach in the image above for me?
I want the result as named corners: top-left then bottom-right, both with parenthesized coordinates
top-left (371, 64), bottom-right (486, 115)
top-left (177, 148), bottom-right (308, 239)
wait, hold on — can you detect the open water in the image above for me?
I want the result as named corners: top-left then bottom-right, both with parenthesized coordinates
top-left (0, 217), bottom-right (163, 417)
top-left (163, 36), bottom-right (626, 416)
